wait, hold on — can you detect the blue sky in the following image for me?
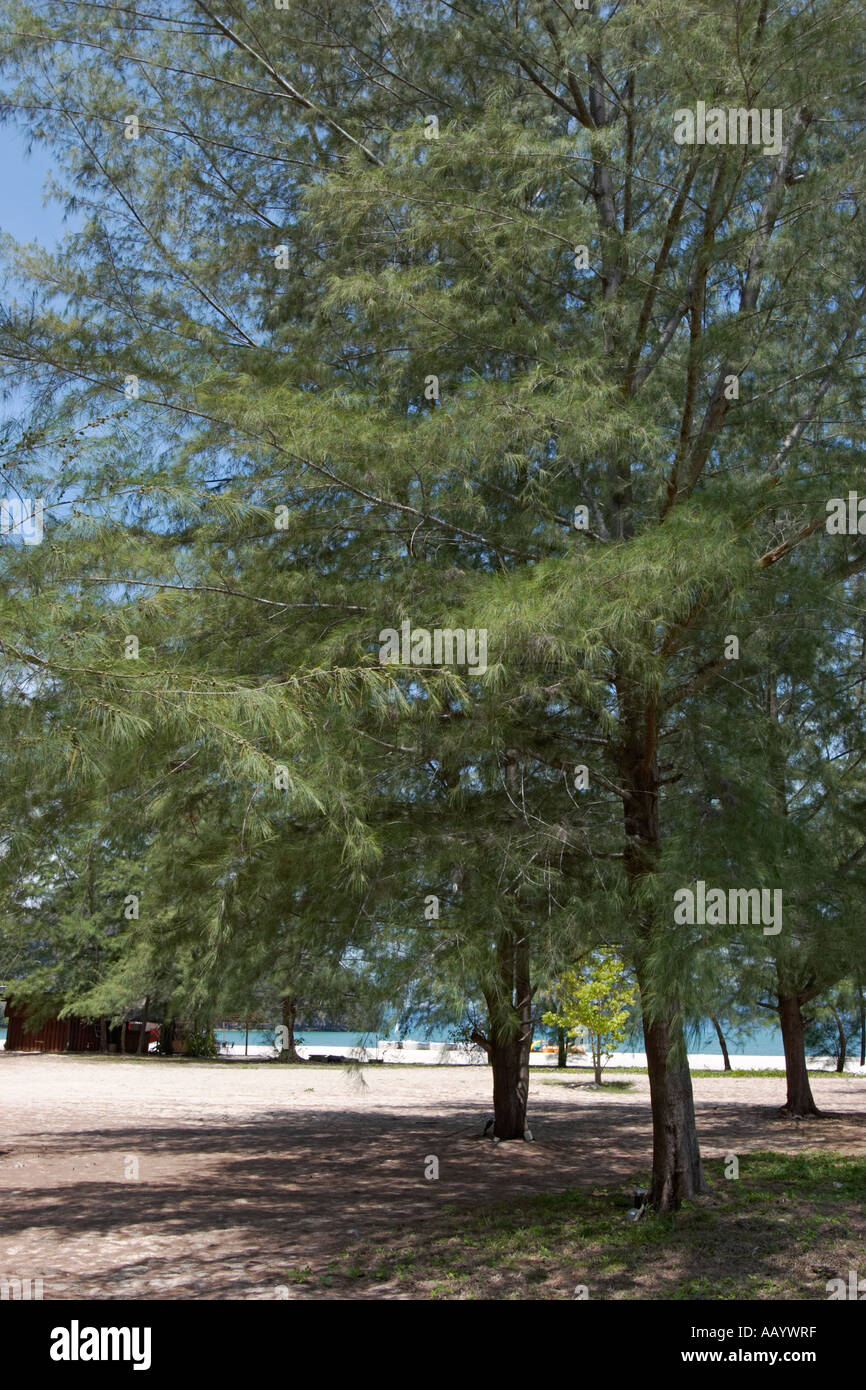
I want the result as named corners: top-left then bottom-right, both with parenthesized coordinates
top-left (0, 125), bottom-right (64, 433)
top-left (0, 123), bottom-right (66, 246)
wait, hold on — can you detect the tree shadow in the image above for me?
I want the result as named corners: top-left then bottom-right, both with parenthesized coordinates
top-left (2, 1091), bottom-right (863, 1298)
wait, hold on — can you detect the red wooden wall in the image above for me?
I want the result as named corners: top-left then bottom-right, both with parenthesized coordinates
top-left (3, 1003), bottom-right (101, 1052)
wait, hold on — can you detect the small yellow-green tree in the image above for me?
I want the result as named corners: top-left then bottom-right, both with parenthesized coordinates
top-left (544, 953), bottom-right (636, 1085)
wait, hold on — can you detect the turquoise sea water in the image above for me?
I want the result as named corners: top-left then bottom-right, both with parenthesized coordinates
top-left (689, 1024), bottom-right (784, 1056)
top-left (0, 1021), bottom-right (788, 1055)
top-left (217, 1028), bottom-right (379, 1049)
top-left (215, 1023), bottom-right (788, 1057)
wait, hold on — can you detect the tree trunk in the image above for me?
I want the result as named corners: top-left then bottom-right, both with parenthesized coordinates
top-left (618, 687), bottom-right (704, 1211)
top-left (641, 993), bottom-right (706, 1209)
top-left (778, 992), bottom-right (819, 1115)
top-left (490, 1032), bottom-right (531, 1138)
top-left (557, 1026), bottom-right (567, 1069)
top-left (593, 1038), bottom-right (602, 1086)
top-left (137, 997), bottom-right (149, 1055)
top-left (481, 930), bottom-right (534, 1139)
top-left (859, 988), bottom-right (865, 1068)
top-left (710, 1015), bottom-right (731, 1070)
top-left (99, 1017), bottom-right (108, 1053)
top-left (830, 1005), bottom-right (846, 1073)
top-left (280, 996), bottom-right (304, 1063)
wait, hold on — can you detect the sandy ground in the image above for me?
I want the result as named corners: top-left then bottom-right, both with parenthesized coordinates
top-left (1, 1055), bottom-right (864, 1300)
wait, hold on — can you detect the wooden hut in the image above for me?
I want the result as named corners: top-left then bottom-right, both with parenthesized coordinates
top-left (3, 1000), bottom-right (102, 1052)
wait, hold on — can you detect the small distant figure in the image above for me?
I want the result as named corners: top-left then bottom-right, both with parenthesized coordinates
top-left (483, 1116), bottom-right (495, 1137)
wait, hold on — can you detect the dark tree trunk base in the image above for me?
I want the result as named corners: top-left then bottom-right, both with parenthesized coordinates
top-left (477, 929), bottom-right (534, 1140)
top-left (619, 691), bottom-right (704, 1212)
top-left (490, 1037), bottom-right (530, 1139)
top-left (643, 1005), bottom-right (706, 1211)
top-left (778, 992), bottom-right (820, 1116)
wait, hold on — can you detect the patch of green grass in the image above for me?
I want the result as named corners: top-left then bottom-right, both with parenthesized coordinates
top-left (313, 1152), bottom-right (866, 1301)
top-left (560, 1066), bottom-right (864, 1080)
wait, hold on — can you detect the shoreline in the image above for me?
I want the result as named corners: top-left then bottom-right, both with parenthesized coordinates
top-left (4, 1029), bottom-right (862, 1074)
top-left (212, 1040), bottom-right (866, 1072)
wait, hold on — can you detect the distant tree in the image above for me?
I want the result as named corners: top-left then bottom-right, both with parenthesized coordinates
top-left (804, 984), bottom-right (862, 1073)
top-left (543, 952), bottom-right (636, 1085)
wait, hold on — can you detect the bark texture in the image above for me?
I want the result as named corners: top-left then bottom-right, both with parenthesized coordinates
top-left (641, 992), bottom-right (706, 1208)
top-left (619, 688), bottom-right (705, 1210)
top-left (476, 930), bottom-right (534, 1139)
top-left (778, 992), bottom-right (819, 1115)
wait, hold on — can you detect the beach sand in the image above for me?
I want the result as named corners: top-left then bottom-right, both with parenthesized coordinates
top-left (1, 1054), bottom-right (864, 1299)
